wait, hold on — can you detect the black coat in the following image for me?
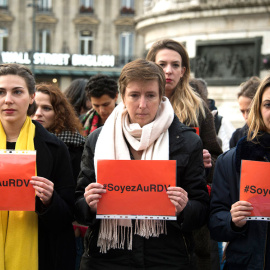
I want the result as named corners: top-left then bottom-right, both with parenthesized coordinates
top-left (229, 124), bottom-right (248, 149)
top-left (33, 121), bottom-right (76, 270)
top-left (75, 116), bottom-right (209, 270)
top-left (209, 133), bottom-right (270, 270)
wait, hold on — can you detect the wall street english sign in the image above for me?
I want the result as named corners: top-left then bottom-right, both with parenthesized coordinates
top-left (0, 51), bottom-right (115, 67)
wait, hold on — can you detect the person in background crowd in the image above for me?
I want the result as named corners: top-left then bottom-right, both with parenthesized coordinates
top-left (32, 83), bottom-right (85, 270)
top-left (146, 39), bottom-right (222, 183)
top-left (81, 74), bottom-right (118, 137)
top-left (0, 64), bottom-right (75, 270)
top-left (65, 78), bottom-right (91, 121)
top-left (33, 83), bottom-right (85, 183)
top-left (146, 39), bottom-right (222, 270)
top-left (189, 78), bottom-right (235, 152)
top-left (209, 74), bottom-right (270, 270)
top-left (229, 76), bottom-right (261, 148)
top-left (75, 59), bottom-right (209, 270)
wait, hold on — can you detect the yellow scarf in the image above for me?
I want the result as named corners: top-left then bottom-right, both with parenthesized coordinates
top-left (0, 117), bottom-right (38, 270)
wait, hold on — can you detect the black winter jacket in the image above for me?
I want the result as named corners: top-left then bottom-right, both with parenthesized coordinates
top-left (229, 124), bottom-right (248, 149)
top-left (33, 121), bottom-right (76, 270)
top-left (75, 116), bottom-right (209, 270)
top-left (209, 132), bottom-right (270, 270)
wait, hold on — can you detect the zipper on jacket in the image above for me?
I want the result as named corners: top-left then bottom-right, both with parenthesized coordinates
top-left (86, 229), bottom-right (93, 257)
top-left (182, 235), bottom-right (190, 262)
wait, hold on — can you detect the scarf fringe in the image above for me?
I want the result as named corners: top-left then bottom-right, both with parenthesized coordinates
top-left (134, 219), bottom-right (167, 238)
top-left (97, 219), bottom-right (166, 253)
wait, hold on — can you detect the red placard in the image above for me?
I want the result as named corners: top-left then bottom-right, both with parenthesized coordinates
top-left (193, 127), bottom-right (200, 136)
top-left (0, 151), bottom-right (36, 211)
top-left (97, 160), bottom-right (176, 219)
top-left (240, 160), bottom-right (270, 218)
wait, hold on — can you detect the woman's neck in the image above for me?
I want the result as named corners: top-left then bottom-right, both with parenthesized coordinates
top-left (130, 146), bottom-right (143, 160)
top-left (2, 121), bottom-right (24, 142)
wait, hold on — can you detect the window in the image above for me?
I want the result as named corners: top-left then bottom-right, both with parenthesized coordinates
top-left (38, 30), bottom-right (51, 53)
top-left (119, 32), bottom-right (134, 65)
top-left (0, 0), bottom-right (8, 9)
top-left (79, 31), bottom-right (93, 55)
top-left (121, 0), bottom-right (134, 14)
top-left (80, 0), bottom-right (94, 13)
top-left (37, 0), bottom-right (52, 12)
top-left (0, 28), bottom-right (8, 51)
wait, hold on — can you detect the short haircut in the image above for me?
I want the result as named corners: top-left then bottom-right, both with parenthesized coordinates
top-left (85, 74), bottom-right (118, 99)
top-left (118, 58), bottom-right (165, 99)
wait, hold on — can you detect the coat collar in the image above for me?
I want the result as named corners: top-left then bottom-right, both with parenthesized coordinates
top-left (169, 115), bottom-right (196, 153)
top-left (235, 132), bottom-right (270, 173)
top-left (32, 120), bottom-right (61, 146)
top-left (32, 120), bottom-right (58, 179)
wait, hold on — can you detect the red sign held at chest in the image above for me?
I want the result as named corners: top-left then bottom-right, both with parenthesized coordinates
top-left (240, 160), bottom-right (270, 219)
top-left (96, 160), bottom-right (176, 220)
top-left (0, 151), bottom-right (36, 211)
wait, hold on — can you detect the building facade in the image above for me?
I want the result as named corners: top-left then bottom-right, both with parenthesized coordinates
top-left (0, 0), bottom-right (144, 89)
top-left (1, 0), bottom-right (270, 127)
top-left (136, 0), bottom-right (270, 127)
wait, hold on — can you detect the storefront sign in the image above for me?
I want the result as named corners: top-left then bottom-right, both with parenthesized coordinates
top-left (0, 51), bottom-right (115, 67)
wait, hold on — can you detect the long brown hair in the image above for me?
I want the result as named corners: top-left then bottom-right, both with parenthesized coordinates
top-left (146, 39), bottom-right (205, 126)
top-left (247, 75), bottom-right (270, 140)
top-left (35, 83), bottom-right (83, 134)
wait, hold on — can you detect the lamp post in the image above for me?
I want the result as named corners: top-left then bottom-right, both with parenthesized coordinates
top-left (27, 0), bottom-right (36, 76)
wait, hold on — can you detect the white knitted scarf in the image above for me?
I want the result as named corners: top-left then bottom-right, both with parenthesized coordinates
top-left (94, 97), bottom-right (174, 253)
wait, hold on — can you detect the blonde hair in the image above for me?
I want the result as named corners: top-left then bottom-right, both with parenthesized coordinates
top-left (146, 39), bottom-right (205, 126)
top-left (247, 75), bottom-right (270, 140)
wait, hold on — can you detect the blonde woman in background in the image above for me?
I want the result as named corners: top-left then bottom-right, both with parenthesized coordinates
top-left (209, 74), bottom-right (270, 270)
top-left (146, 39), bottom-right (223, 270)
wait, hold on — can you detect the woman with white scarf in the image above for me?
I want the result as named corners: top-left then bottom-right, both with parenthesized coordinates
top-left (75, 59), bottom-right (209, 270)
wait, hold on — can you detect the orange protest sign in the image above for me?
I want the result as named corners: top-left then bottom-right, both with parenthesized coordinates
top-left (0, 150), bottom-right (36, 211)
top-left (193, 127), bottom-right (200, 136)
top-left (97, 160), bottom-right (176, 220)
top-left (240, 160), bottom-right (270, 219)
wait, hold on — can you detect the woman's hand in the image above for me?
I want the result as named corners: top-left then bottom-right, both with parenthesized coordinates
top-left (230, 201), bottom-right (253, 228)
top-left (203, 149), bottom-right (212, 168)
top-left (167, 186), bottom-right (188, 216)
top-left (84, 183), bottom-right (106, 212)
top-left (30, 176), bottom-right (54, 206)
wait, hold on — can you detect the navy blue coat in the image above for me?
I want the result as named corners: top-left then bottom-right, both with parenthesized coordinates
top-left (209, 132), bottom-right (270, 270)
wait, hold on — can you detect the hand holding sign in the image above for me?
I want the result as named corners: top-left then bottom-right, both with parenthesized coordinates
top-left (84, 183), bottom-right (106, 212)
top-left (230, 200), bottom-right (253, 228)
top-left (30, 176), bottom-right (54, 206)
top-left (167, 186), bottom-right (188, 215)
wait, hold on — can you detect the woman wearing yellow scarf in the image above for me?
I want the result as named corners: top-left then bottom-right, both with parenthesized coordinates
top-left (0, 64), bottom-right (76, 270)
